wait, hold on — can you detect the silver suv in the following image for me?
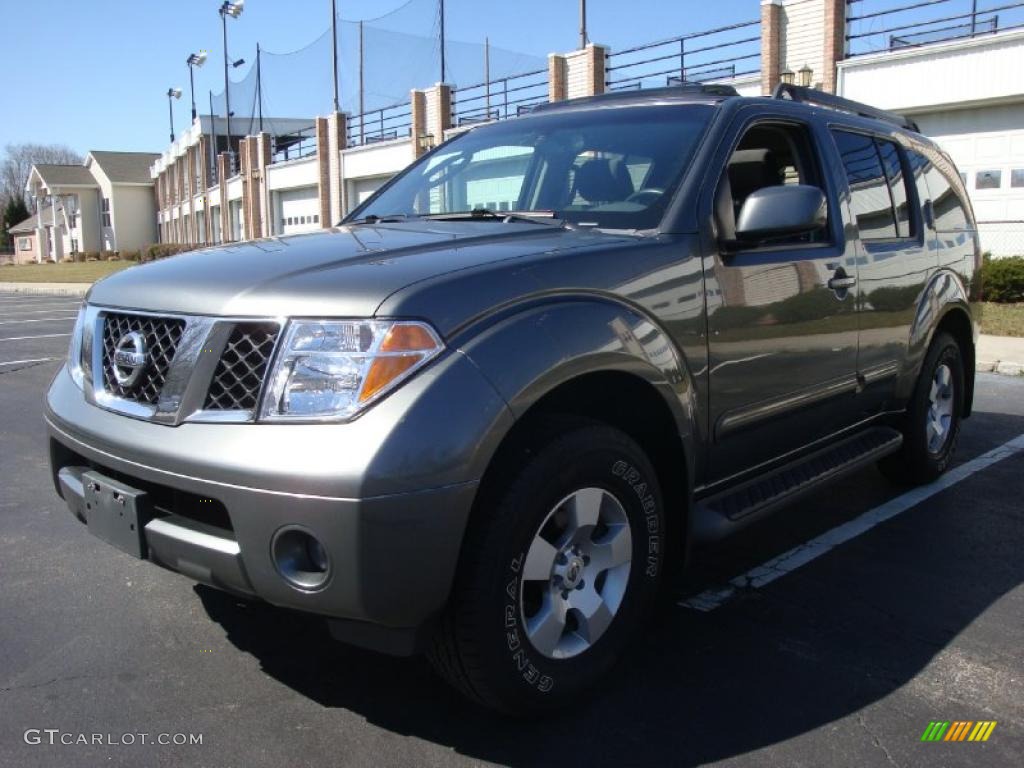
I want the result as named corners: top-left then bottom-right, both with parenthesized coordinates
top-left (46, 84), bottom-right (979, 713)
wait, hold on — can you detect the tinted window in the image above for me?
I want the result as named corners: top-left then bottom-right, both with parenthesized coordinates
top-left (832, 130), bottom-right (897, 240)
top-left (876, 139), bottom-right (913, 237)
top-left (922, 153), bottom-right (970, 232)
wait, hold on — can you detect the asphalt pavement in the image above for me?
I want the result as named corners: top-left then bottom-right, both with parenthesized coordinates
top-left (0, 290), bottom-right (1021, 768)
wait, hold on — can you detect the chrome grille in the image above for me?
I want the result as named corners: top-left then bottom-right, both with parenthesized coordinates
top-left (101, 313), bottom-right (186, 405)
top-left (203, 323), bottom-right (280, 411)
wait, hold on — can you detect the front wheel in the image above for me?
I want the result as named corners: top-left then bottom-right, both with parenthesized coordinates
top-left (879, 332), bottom-right (964, 485)
top-left (428, 422), bottom-right (666, 714)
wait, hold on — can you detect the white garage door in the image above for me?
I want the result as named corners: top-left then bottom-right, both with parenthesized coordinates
top-left (276, 186), bottom-right (320, 235)
top-left (919, 103), bottom-right (1024, 257)
top-left (349, 175), bottom-right (393, 213)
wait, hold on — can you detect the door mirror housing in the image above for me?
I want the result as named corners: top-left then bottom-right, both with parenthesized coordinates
top-left (734, 184), bottom-right (826, 242)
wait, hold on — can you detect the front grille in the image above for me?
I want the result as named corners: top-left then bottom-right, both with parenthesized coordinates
top-left (204, 323), bottom-right (280, 411)
top-left (101, 313), bottom-right (186, 405)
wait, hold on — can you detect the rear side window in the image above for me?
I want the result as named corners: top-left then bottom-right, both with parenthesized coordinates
top-left (831, 130), bottom-right (898, 240)
top-left (913, 150), bottom-right (971, 232)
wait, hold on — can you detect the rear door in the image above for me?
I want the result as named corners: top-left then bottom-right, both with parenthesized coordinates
top-left (828, 128), bottom-right (935, 413)
top-left (701, 111), bottom-right (861, 484)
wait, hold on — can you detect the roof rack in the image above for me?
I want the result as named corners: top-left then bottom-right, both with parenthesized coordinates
top-left (531, 82), bottom-right (738, 113)
top-left (772, 83), bottom-right (920, 133)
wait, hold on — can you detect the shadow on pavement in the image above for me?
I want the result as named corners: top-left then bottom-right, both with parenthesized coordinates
top-left (197, 412), bottom-right (1024, 767)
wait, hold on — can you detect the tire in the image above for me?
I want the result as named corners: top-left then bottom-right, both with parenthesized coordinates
top-left (879, 332), bottom-right (964, 486)
top-left (428, 421), bottom-right (666, 714)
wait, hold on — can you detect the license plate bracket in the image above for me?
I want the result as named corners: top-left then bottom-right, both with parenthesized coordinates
top-left (83, 471), bottom-right (150, 559)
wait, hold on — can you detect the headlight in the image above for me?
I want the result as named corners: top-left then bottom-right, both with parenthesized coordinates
top-left (259, 319), bottom-right (443, 421)
top-left (67, 305), bottom-right (86, 389)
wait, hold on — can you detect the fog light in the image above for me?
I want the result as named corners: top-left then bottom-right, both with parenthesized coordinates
top-left (271, 526), bottom-right (331, 591)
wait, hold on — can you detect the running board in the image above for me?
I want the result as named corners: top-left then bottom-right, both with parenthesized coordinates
top-left (693, 427), bottom-right (903, 541)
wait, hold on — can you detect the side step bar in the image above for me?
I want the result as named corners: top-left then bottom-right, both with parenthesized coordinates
top-left (693, 427), bottom-right (903, 541)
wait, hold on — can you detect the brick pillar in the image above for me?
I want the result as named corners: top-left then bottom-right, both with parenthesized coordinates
top-left (315, 116), bottom-right (331, 228)
top-left (761, 0), bottom-right (782, 95)
top-left (217, 152), bottom-right (231, 242)
top-left (548, 53), bottom-right (567, 102)
top-left (410, 89), bottom-right (428, 157)
top-left (197, 135), bottom-right (211, 244)
top-left (255, 132), bottom-right (272, 238)
top-left (326, 113), bottom-right (347, 224)
top-left (426, 84), bottom-right (452, 145)
top-left (186, 146), bottom-right (196, 245)
top-left (584, 44), bottom-right (607, 97)
top-left (238, 138), bottom-right (251, 241)
top-left (822, 0), bottom-right (846, 94)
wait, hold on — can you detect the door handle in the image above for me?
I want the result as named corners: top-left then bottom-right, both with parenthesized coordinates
top-left (828, 275), bottom-right (857, 290)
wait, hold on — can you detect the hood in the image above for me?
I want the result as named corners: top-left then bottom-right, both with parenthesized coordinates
top-left (87, 222), bottom-right (618, 319)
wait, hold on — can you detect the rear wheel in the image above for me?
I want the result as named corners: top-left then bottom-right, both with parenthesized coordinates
top-left (879, 332), bottom-right (964, 485)
top-left (428, 421), bottom-right (666, 714)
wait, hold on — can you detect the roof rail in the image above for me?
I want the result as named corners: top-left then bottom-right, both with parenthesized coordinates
top-left (772, 83), bottom-right (920, 133)
top-left (531, 82), bottom-right (738, 113)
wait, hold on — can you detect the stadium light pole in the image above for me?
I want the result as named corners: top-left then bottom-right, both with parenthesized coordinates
top-left (580, 0), bottom-right (588, 49)
top-left (167, 88), bottom-right (183, 143)
top-left (186, 50), bottom-right (208, 122)
top-left (219, 1), bottom-right (245, 164)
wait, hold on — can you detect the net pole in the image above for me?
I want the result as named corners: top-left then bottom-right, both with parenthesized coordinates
top-left (257, 43), bottom-right (264, 133)
top-left (440, 0), bottom-right (446, 82)
top-left (332, 0), bottom-right (340, 112)
top-left (359, 20), bottom-right (365, 142)
top-left (485, 37), bottom-right (491, 117)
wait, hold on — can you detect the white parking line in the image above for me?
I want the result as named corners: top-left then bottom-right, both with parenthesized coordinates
top-left (680, 432), bottom-right (1024, 612)
top-left (0, 317), bottom-right (77, 325)
top-left (0, 333), bottom-right (71, 342)
top-left (0, 308), bottom-right (81, 317)
top-left (0, 357), bottom-right (59, 367)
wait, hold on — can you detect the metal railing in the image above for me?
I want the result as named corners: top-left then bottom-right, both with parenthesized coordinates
top-left (271, 125), bottom-right (318, 164)
top-left (605, 20), bottom-right (761, 91)
top-left (347, 101), bottom-right (413, 147)
top-left (846, 0), bottom-right (1024, 56)
top-left (451, 67), bottom-right (549, 125)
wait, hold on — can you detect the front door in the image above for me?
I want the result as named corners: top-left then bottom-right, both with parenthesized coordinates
top-left (701, 114), bottom-right (861, 485)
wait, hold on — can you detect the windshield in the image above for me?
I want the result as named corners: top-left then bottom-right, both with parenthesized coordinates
top-left (350, 104), bottom-right (714, 230)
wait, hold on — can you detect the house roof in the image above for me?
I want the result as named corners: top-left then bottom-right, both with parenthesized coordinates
top-left (8, 206), bottom-right (55, 234)
top-left (32, 164), bottom-right (96, 188)
top-left (88, 151), bottom-right (161, 184)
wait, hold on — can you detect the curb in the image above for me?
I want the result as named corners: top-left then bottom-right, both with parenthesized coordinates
top-left (977, 360), bottom-right (1024, 376)
top-left (0, 282), bottom-right (90, 297)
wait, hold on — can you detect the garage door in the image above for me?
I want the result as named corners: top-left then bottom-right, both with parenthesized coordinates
top-left (276, 187), bottom-right (320, 235)
top-left (349, 176), bottom-right (393, 213)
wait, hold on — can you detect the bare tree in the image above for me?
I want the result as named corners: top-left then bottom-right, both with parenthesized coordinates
top-left (1, 143), bottom-right (83, 210)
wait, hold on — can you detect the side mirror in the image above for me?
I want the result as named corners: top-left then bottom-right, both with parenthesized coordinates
top-left (734, 184), bottom-right (827, 242)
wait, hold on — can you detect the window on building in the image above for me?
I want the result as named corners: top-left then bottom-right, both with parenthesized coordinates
top-left (68, 212), bottom-right (78, 229)
top-left (70, 239), bottom-right (79, 253)
top-left (101, 198), bottom-right (111, 227)
top-left (975, 170), bottom-right (1001, 190)
top-left (1010, 169), bottom-right (1024, 188)
top-left (313, 214), bottom-right (319, 223)
top-left (831, 129), bottom-right (898, 240)
top-left (18, 238), bottom-right (31, 251)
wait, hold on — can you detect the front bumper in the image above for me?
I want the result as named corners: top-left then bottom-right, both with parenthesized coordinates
top-left (45, 351), bottom-right (514, 647)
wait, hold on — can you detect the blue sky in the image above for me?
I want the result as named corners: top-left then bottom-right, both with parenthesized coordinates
top-left (2, 0), bottom-right (754, 156)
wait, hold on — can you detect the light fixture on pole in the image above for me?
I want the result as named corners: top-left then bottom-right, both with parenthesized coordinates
top-left (218, 0), bottom-right (245, 163)
top-left (779, 68), bottom-right (795, 85)
top-left (798, 64), bottom-right (813, 88)
top-left (186, 50), bottom-right (208, 121)
top-left (167, 87), bottom-right (183, 143)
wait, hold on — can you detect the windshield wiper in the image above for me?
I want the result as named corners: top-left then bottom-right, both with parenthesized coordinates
top-left (348, 213), bottom-right (419, 225)
top-left (426, 209), bottom-right (568, 227)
